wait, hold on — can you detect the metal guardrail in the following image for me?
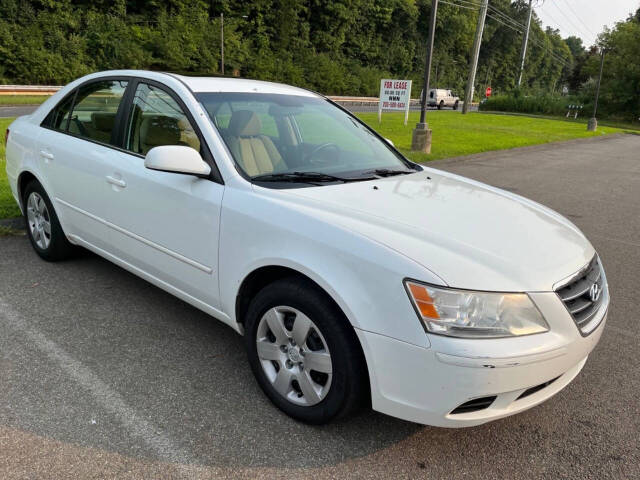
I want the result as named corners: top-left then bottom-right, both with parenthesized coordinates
top-left (0, 85), bottom-right (62, 95)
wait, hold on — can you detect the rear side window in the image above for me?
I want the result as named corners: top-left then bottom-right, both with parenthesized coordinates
top-left (125, 83), bottom-right (200, 156)
top-left (44, 94), bottom-right (75, 131)
top-left (66, 80), bottom-right (128, 146)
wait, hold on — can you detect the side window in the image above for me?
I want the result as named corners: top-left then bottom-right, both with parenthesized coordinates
top-left (125, 83), bottom-right (200, 156)
top-left (43, 93), bottom-right (75, 131)
top-left (66, 80), bottom-right (128, 146)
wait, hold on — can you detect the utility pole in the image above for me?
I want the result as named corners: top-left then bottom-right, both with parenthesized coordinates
top-left (220, 13), bottom-right (224, 75)
top-left (517, 0), bottom-right (533, 87)
top-left (462, 0), bottom-right (488, 114)
top-left (587, 48), bottom-right (605, 131)
top-left (411, 0), bottom-right (438, 153)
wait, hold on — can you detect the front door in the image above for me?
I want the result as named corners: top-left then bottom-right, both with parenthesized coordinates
top-left (100, 81), bottom-right (224, 310)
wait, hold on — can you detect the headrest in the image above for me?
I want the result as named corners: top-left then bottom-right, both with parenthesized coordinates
top-left (228, 110), bottom-right (261, 137)
top-left (91, 112), bottom-right (116, 132)
top-left (140, 115), bottom-right (181, 146)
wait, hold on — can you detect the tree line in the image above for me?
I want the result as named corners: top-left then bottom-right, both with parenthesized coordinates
top-left (0, 1), bottom-right (638, 119)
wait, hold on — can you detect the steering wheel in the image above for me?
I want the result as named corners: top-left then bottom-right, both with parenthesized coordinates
top-left (305, 142), bottom-right (340, 165)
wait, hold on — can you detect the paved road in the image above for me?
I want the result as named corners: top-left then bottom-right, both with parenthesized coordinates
top-left (1, 134), bottom-right (639, 479)
top-left (0, 105), bottom-right (39, 118)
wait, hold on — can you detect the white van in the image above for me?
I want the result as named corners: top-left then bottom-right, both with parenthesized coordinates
top-left (427, 89), bottom-right (460, 109)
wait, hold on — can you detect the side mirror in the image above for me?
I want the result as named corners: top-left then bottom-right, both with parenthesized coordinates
top-left (385, 138), bottom-right (394, 147)
top-left (145, 145), bottom-right (211, 176)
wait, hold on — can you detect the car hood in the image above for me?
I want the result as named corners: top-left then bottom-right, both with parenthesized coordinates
top-left (283, 168), bottom-right (594, 292)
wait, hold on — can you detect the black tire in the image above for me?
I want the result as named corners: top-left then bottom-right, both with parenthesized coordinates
top-left (245, 277), bottom-right (368, 424)
top-left (453, 100), bottom-right (459, 110)
top-left (438, 100), bottom-right (444, 110)
top-left (23, 180), bottom-right (75, 261)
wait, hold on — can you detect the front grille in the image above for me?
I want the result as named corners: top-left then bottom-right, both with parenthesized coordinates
top-left (555, 256), bottom-right (606, 335)
top-left (450, 396), bottom-right (496, 415)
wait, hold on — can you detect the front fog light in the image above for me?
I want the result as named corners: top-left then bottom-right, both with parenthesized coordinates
top-left (404, 280), bottom-right (549, 338)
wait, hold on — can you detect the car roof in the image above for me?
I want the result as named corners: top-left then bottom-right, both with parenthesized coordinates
top-left (81, 70), bottom-right (320, 98)
top-left (168, 73), bottom-right (318, 97)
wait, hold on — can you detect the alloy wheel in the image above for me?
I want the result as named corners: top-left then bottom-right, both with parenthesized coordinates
top-left (26, 192), bottom-right (52, 250)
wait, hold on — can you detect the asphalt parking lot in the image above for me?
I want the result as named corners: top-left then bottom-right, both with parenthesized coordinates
top-left (1, 133), bottom-right (639, 479)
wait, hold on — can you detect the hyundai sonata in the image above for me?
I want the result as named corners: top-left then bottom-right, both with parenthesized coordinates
top-left (4, 71), bottom-right (608, 426)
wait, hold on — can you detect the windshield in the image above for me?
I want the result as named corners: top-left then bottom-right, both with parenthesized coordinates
top-left (196, 93), bottom-right (417, 185)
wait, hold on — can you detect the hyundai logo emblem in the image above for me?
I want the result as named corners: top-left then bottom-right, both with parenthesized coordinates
top-left (589, 283), bottom-right (601, 302)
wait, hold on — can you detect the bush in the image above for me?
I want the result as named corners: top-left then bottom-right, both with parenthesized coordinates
top-left (479, 94), bottom-right (591, 117)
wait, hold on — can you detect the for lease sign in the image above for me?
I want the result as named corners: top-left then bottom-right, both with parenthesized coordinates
top-left (379, 79), bottom-right (412, 110)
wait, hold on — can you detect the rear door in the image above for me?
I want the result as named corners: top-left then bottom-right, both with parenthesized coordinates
top-left (98, 80), bottom-right (224, 309)
top-left (38, 78), bottom-right (129, 249)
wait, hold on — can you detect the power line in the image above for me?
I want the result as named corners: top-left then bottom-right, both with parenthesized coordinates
top-left (432, 0), bottom-right (572, 70)
top-left (438, 0), bottom-right (479, 12)
top-left (486, 13), bottom-right (570, 68)
top-left (487, 4), bottom-right (527, 31)
top-left (486, 13), bottom-right (523, 34)
top-left (527, 34), bottom-right (572, 67)
top-left (560, 0), bottom-right (597, 37)
top-left (549, 0), bottom-right (593, 40)
top-left (444, 0), bottom-right (482, 7)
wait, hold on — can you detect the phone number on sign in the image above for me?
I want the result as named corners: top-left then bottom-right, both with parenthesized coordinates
top-left (382, 102), bottom-right (406, 108)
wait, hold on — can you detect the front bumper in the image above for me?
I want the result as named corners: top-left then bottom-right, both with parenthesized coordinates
top-left (356, 291), bottom-right (608, 427)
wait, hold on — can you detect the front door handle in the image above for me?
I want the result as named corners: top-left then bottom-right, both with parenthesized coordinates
top-left (106, 175), bottom-right (127, 188)
top-left (39, 150), bottom-right (54, 161)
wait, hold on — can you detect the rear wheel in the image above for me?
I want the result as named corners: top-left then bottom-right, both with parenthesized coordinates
top-left (438, 100), bottom-right (444, 110)
top-left (23, 180), bottom-right (74, 261)
top-left (245, 277), bottom-right (368, 424)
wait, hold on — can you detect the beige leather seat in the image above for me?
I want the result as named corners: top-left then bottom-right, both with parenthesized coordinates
top-left (136, 115), bottom-right (200, 155)
top-left (90, 112), bottom-right (116, 143)
top-left (139, 115), bottom-right (182, 155)
top-left (224, 110), bottom-right (285, 176)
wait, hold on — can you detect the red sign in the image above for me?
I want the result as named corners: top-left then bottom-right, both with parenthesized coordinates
top-left (485, 86), bottom-right (492, 97)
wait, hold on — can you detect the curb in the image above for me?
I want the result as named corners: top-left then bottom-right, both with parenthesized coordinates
top-left (0, 217), bottom-right (26, 230)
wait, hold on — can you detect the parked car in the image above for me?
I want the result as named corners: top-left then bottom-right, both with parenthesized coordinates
top-left (5, 71), bottom-right (608, 426)
top-left (427, 88), bottom-right (460, 109)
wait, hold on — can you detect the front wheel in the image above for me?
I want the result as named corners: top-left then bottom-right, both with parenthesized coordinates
top-left (245, 277), bottom-right (368, 424)
top-left (453, 100), bottom-right (459, 110)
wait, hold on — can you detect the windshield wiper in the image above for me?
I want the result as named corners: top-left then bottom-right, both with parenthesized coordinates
top-left (364, 168), bottom-right (414, 177)
top-left (252, 172), bottom-right (374, 184)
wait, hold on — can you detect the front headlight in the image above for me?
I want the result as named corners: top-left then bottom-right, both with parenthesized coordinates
top-left (404, 280), bottom-right (549, 338)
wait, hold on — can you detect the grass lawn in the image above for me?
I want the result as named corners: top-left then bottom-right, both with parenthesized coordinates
top-left (1, 118), bottom-right (21, 219)
top-left (0, 95), bottom-right (50, 105)
top-left (0, 111), bottom-right (629, 220)
top-left (357, 111), bottom-right (627, 162)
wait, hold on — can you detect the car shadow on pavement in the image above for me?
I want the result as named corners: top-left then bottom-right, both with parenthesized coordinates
top-left (0, 240), bottom-right (422, 469)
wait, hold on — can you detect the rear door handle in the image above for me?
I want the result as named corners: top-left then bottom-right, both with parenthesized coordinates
top-left (106, 175), bottom-right (127, 188)
top-left (39, 150), bottom-right (54, 160)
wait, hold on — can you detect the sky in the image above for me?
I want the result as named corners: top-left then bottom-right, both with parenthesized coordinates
top-left (533, 0), bottom-right (639, 47)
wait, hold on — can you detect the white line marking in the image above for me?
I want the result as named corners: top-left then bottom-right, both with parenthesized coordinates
top-left (0, 298), bottom-right (198, 476)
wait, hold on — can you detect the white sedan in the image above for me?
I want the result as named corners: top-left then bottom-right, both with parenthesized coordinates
top-left (5, 71), bottom-right (608, 426)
